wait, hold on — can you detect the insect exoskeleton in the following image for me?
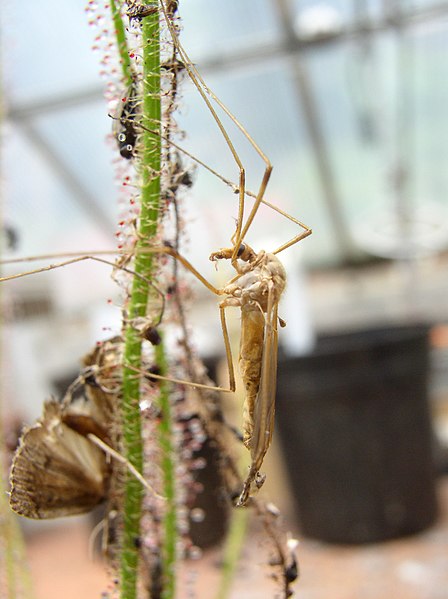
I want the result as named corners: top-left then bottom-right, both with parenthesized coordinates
top-left (210, 243), bottom-right (286, 500)
top-left (218, 245), bottom-right (286, 305)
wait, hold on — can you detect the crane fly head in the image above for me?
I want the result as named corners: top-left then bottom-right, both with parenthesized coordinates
top-left (236, 243), bottom-right (256, 263)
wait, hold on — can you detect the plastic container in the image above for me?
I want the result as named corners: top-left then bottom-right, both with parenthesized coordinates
top-left (276, 324), bottom-right (438, 543)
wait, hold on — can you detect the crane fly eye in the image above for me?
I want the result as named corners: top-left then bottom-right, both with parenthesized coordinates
top-left (237, 244), bottom-right (245, 257)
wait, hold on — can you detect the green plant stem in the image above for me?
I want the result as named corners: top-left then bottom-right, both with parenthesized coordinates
top-left (155, 343), bottom-right (177, 599)
top-left (110, 0), bottom-right (134, 87)
top-left (120, 9), bottom-right (161, 599)
top-left (215, 503), bottom-right (249, 599)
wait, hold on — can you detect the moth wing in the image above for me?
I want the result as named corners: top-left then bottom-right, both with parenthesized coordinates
top-left (9, 400), bottom-right (109, 519)
top-left (61, 394), bottom-right (110, 443)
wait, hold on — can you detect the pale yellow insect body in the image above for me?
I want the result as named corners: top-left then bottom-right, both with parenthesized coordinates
top-left (211, 244), bottom-right (286, 505)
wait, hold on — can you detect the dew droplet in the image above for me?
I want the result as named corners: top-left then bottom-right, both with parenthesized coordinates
top-left (190, 507), bottom-right (205, 523)
top-left (182, 448), bottom-right (192, 460)
top-left (178, 519), bottom-right (189, 534)
top-left (188, 545), bottom-right (203, 560)
top-left (189, 420), bottom-right (202, 433)
top-left (177, 505), bottom-right (189, 520)
top-left (194, 432), bottom-right (207, 444)
top-left (193, 457), bottom-right (206, 470)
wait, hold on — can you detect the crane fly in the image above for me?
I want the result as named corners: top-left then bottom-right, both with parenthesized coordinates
top-left (209, 243), bottom-right (287, 505)
top-left (155, 0), bottom-right (312, 503)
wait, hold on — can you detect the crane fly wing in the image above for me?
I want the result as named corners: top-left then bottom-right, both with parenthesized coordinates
top-left (251, 301), bottom-right (278, 468)
top-left (9, 400), bottom-right (109, 519)
top-left (239, 308), bottom-right (265, 449)
top-left (238, 283), bottom-right (279, 506)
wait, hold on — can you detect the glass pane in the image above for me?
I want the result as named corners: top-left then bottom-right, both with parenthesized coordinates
top-left (304, 22), bottom-right (448, 259)
top-left (1, 0), bottom-right (100, 103)
top-left (176, 57), bottom-right (336, 268)
top-left (180, 0), bottom-right (282, 59)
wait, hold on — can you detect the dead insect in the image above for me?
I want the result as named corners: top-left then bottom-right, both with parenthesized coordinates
top-left (8, 338), bottom-right (158, 519)
top-left (155, 0), bottom-right (312, 503)
top-left (126, 2), bottom-right (158, 23)
top-left (112, 83), bottom-right (140, 159)
top-left (128, 0), bottom-right (178, 20)
top-left (9, 396), bottom-right (112, 519)
top-left (163, 152), bottom-right (194, 203)
top-left (161, 58), bottom-right (186, 73)
top-left (206, 243), bottom-right (286, 505)
top-left (285, 557), bottom-right (299, 584)
top-left (142, 325), bottom-right (162, 346)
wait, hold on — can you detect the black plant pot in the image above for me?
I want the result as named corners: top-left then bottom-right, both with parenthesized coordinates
top-left (276, 324), bottom-right (438, 544)
top-left (188, 435), bottom-right (230, 549)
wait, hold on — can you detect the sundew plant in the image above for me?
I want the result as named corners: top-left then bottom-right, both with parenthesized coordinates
top-left (2, 2), bottom-right (300, 599)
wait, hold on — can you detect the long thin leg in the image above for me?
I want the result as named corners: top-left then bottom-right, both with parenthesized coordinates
top-left (0, 247), bottom-right (221, 295)
top-left (133, 120), bottom-right (313, 254)
top-left (125, 363), bottom-right (234, 394)
top-left (0, 252), bottom-right (167, 324)
top-left (219, 304), bottom-right (236, 393)
top-left (175, 61), bottom-right (273, 258)
top-left (159, 2), bottom-right (309, 259)
top-left (272, 222), bottom-right (312, 255)
top-left (0, 246), bottom-right (239, 394)
top-left (87, 433), bottom-right (163, 499)
top-left (159, 10), bottom-right (258, 252)
top-left (155, 1), bottom-right (247, 258)
top-left (88, 517), bottom-right (108, 560)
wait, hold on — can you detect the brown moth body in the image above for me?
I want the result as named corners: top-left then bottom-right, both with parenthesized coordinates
top-left (9, 339), bottom-right (121, 519)
top-left (9, 399), bottom-right (110, 519)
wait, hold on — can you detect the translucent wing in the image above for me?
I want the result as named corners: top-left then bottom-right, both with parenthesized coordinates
top-left (9, 400), bottom-right (109, 519)
top-left (238, 282), bottom-right (279, 506)
top-left (251, 301), bottom-right (278, 468)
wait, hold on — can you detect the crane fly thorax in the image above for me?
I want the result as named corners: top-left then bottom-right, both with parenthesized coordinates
top-left (224, 251), bottom-right (286, 312)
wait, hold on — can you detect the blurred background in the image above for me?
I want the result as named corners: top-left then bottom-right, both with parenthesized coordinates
top-left (1, 0), bottom-right (448, 598)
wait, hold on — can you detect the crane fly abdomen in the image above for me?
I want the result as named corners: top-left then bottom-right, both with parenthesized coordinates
top-left (239, 308), bottom-right (265, 449)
